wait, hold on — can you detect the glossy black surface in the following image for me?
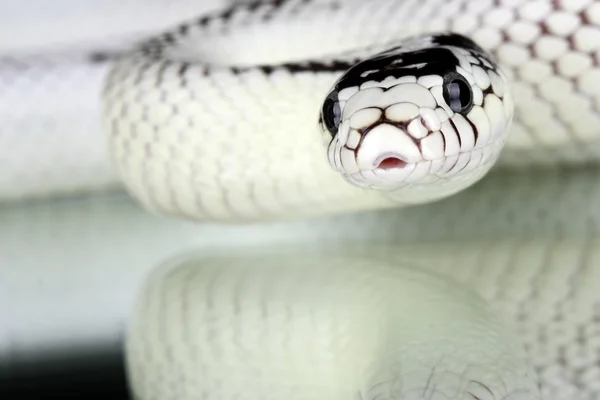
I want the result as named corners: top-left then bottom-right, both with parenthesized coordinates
top-left (321, 92), bottom-right (342, 136)
top-left (443, 71), bottom-right (474, 114)
top-left (1, 347), bottom-right (130, 400)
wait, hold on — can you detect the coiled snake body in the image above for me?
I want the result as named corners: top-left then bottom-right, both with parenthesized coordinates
top-left (4, 0), bottom-right (600, 399)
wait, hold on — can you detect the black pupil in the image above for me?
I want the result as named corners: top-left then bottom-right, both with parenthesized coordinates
top-left (322, 96), bottom-right (341, 136)
top-left (443, 76), bottom-right (472, 114)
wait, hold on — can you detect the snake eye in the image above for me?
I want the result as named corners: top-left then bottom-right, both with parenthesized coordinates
top-left (321, 93), bottom-right (342, 136)
top-left (442, 72), bottom-right (473, 114)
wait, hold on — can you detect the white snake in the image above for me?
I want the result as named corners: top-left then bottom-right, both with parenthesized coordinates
top-left (2, 0), bottom-right (600, 399)
top-left (102, 0), bottom-right (600, 222)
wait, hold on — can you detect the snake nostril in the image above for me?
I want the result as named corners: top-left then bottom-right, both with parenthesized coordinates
top-left (376, 157), bottom-right (407, 170)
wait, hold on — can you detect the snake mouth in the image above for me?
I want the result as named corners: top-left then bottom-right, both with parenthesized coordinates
top-left (375, 156), bottom-right (408, 170)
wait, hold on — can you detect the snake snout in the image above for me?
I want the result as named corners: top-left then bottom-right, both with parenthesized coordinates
top-left (356, 124), bottom-right (421, 171)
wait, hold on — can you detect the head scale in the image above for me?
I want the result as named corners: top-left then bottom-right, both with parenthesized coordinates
top-left (321, 33), bottom-right (513, 202)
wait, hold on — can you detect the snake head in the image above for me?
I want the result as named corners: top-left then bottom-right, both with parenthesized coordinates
top-left (322, 33), bottom-right (513, 202)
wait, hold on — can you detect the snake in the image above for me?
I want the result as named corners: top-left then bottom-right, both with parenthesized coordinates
top-left (102, 0), bottom-right (600, 222)
top-left (2, 0), bottom-right (600, 399)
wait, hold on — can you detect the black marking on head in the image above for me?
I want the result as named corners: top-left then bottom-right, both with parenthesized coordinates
top-left (319, 46), bottom-right (462, 121)
top-left (334, 47), bottom-right (461, 92)
top-left (431, 33), bottom-right (486, 54)
top-left (443, 71), bottom-right (473, 114)
top-left (330, 33), bottom-right (488, 93)
top-left (321, 33), bottom-right (490, 120)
